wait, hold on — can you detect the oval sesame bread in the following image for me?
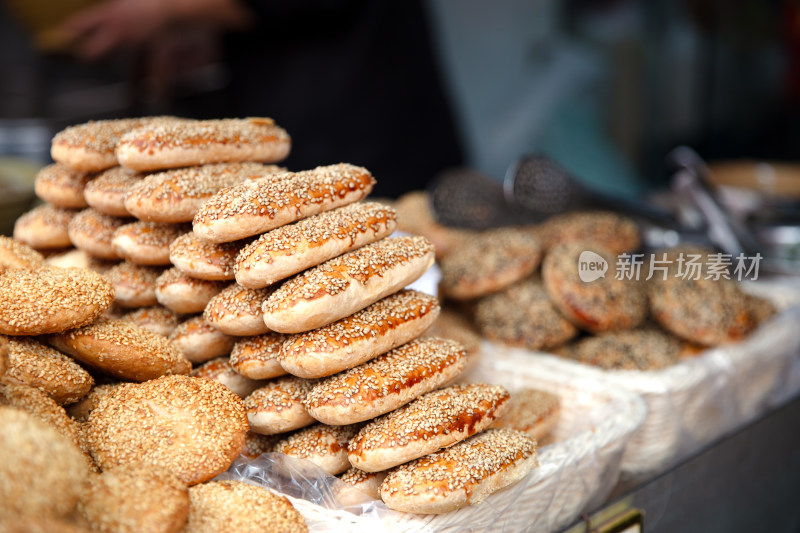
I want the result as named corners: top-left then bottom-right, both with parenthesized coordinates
top-left (68, 208), bottom-right (131, 260)
top-left (191, 357), bottom-right (264, 398)
top-left (124, 162), bottom-right (282, 223)
top-left (535, 210), bottom-right (640, 253)
top-left (14, 204), bottom-right (78, 249)
top-left (263, 236), bottom-right (435, 334)
top-left (116, 117), bottom-right (291, 172)
top-left (186, 480), bottom-right (307, 533)
top-left (104, 262), bottom-right (163, 308)
top-left (279, 290), bottom-right (440, 379)
top-left (203, 284), bottom-right (274, 336)
top-left (121, 305), bottom-right (180, 337)
top-left (52, 117), bottom-right (181, 173)
top-left (273, 423), bottom-right (361, 475)
top-left (168, 315), bottom-right (236, 364)
top-left (78, 463), bottom-right (189, 533)
top-left (230, 333), bottom-right (289, 380)
top-left (337, 467), bottom-right (388, 505)
top-left (439, 227), bottom-right (542, 300)
top-left (169, 233), bottom-right (250, 281)
top-left (34, 163), bottom-right (92, 209)
top-left (348, 383), bottom-right (510, 472)
top-left (48, 317), bottom-right (191, 381)
top-left (0, 266), bottom-right (114, 335)
top-left (84, 166), bottom-right (142, 216)
top-left (244, 376), bottom-right (317, 435)
top-left (112, 221), bottom-right (190, 265)
top-left (3, 336), bottom-right (94, 405)
top-left (542, 243), bottom-right (648, 333)
top-left (305, 337), bottom-right (467, 425)
top-left (490, 389), bottom-right (560, 443)
top-left (0, 235), bottom-right (44, 273)
top-left (0, 407), bottom-right (90, 520)
top-left (380, 428), bottom-right (538, 514)
top-left (193, 163), bottom-right (375, 243)
top-left (86, 375), bottom-right (248, 485)
top-left (155, 268), bottom-right (228, 314)
top-left (234, 201), bottom-right (397, 288)
top-left (474, 277), bottom-right (578, 351)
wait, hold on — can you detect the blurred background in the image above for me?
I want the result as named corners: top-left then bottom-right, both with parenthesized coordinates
top-left (1, 0), bottom-right (799, 224)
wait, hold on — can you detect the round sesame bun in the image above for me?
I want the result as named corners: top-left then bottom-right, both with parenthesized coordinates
top-left (241, 431), bottom-right (278, 458)
top-left (121, 305), bottom-right (180, 337)
top-left (204, 284), bottom-right (274, 336)
top-left (45, 248), bottom-right (117, 273)
top-left (305, 338), bottom-right (467, 426)
top-left (559, 328), bottom-right (682, 371)
top-left (116, 118), bottom-right (291, 173)
top-left (244, 376), bottom-right (317, 435)
top-left (263, 236), bottom-right (435, 334)
top-left (230, 333), bottom-right (289, 380)
top-left (67, 382), bottom-right (130, 422)
top-left (34, 163), bottom-right (92, 209)
top-left (193, 163), bottom-right (375, 243)
top-left (78, 463), bottom-right (189, 533)
top-left (191, 357), bottom-right (264, 398)
top-left (169, 315), bottom-right (236, 364)
top-left (0, 266), bottom-right (114, 335)
top-left (273, 423), bottom-right (361, 475)
top-left (83, 166), bottom-right (142, 216)
top-left (0, 382), bottom-right (83, 449)
top-left (380, 428), bottom-right (538, 514)
top-left (535, 211), bottom-right (640, 253)
top-left (13, 204), bottom-right (78, 249)
top-left (156, 268), bottom-right (228, 314)
top-left (47, 317), bottom-right (191, 381)
top-left (124, 162), bottom-right (282, 223)
top-left (490, 389), bottom-right (560, 443)
top-left (348, 383), bottom-right (510, 472)
top-left (0, 235), bottom-right (44, 273)
top-left (68, 208), bottom-right (131, 260)
top-left (86, 375), bottom-right (248, 485)
top-left (280, 290), bottom-right (440, 379)
top-left (338, 468), bottom-right (388, 505)
top-left (234, 201), bottom-right (397, 289)
top-left (2, 336), bottom-right (94, 404)
top-left (439, 227), bottom-right (542, 300)
top-left (542, 243), bottom-right (648, 333)
top-left (0, 406), bottom-right (90, 519)
top-left (112, 222), bottom-right (189, 266)
top-left (104, 262), bottom-right (163, 308)
top-left (474, 277), bottom-right (578, 351)
top-left (186, 480), bottom-right (307, 533)
top-left (169, 233), bottom-right (249, 281)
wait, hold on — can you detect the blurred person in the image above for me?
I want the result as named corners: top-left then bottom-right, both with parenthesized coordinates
top-left (58, 0), bottom-right (465, 197)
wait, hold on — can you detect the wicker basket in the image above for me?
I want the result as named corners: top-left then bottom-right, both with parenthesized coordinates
top-left (218, 361), bottom-right (645, 533)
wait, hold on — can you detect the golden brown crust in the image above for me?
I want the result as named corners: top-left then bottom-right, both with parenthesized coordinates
top-left (393, 190), bottom-right (471, 259)
top-left (67, 382), bottom-right (129, 422)
top-left (155, 268), bottom-right (228, 314)
top-left (304, 337), bottom-right (467, 425)
top-left (348, 383), bottom-right (510, 472)
top-left (241, 431), bottom-right (279, 458)
top-left (263, 236), bottom-right (435, 333)
top-left (103, 262), bottom-right (163, 308)
top-left (168, 315), bottom-right (236, 364)
top-left (169, 233), bottom-right (250, 281)
top-left (234, 201), bottom-right (397, 288)
top-left (0, 235), bottom-right (45, 274)
top-left (83, 166), bottom-right (142, 216)
top-left (191, 357), bottom-right (264, 398)
top-left (116, 117), bottom-right (291, 172)
top-left (230, 333), bottom-right (289, 380)
top-left (48, 317), bottom-right (191, 381)
top-left (279, 290), bottom-right (440, 379)
top-left (68, 208), bottom-right (132, 260)
top-left (439, 227), bottom-right (543, 300)
top-left (13, 204), bottom-right (78, 249)
top-left (244, 376), bottom-right (317, 435)
top-left (186, 480), bottom-right (307, 533)
top-left (111, 221), bottom-right (190, 265)
top-left (86, 375), bottom-right (248, 485)
top-left (124, 162), bottom-right (283, 222)
top-left (203, 284), bottom-right (275, 336)
top-left (2, 336), bottom-right (94, 404)
top-left (421, 306), bottom-right (482, 356)
top-left (0, 266), bottom-right (114, 335)
top-left (535, 211), bottom-right (641, 253)
top-left (490, 389), bottom-right (560, 442)
top-left (273, 423), bottom-right (361, 475)
top-left (120, 305), bottom-right (181, 337)
top-left (34, 163), bottom-right (92, 209)
top-left (193, 163), bottom-right (375, 243)
top-left (78, 463), bottom-right (189, 533)
top-left (559, 327), bottom-right (682, 371)
top-left (0, 382), bottom-right (83, 448)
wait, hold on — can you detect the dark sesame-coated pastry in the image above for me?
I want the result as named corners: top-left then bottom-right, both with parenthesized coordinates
top-left (535, 211), bottom-right (640, 253)
top-left (559, 328), bottom-right (682, 371)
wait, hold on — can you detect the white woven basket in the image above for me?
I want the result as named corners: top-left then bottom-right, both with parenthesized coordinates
top-left (479, 281), bottom-right (800, 480)
top-left (218, 360), bottom-right (645, 533)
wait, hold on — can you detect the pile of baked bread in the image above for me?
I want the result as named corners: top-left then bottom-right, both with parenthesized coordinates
top-left (395, 191), bottom-right (777, 372)
top-left (1, 117), bottom-right (551, 532)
